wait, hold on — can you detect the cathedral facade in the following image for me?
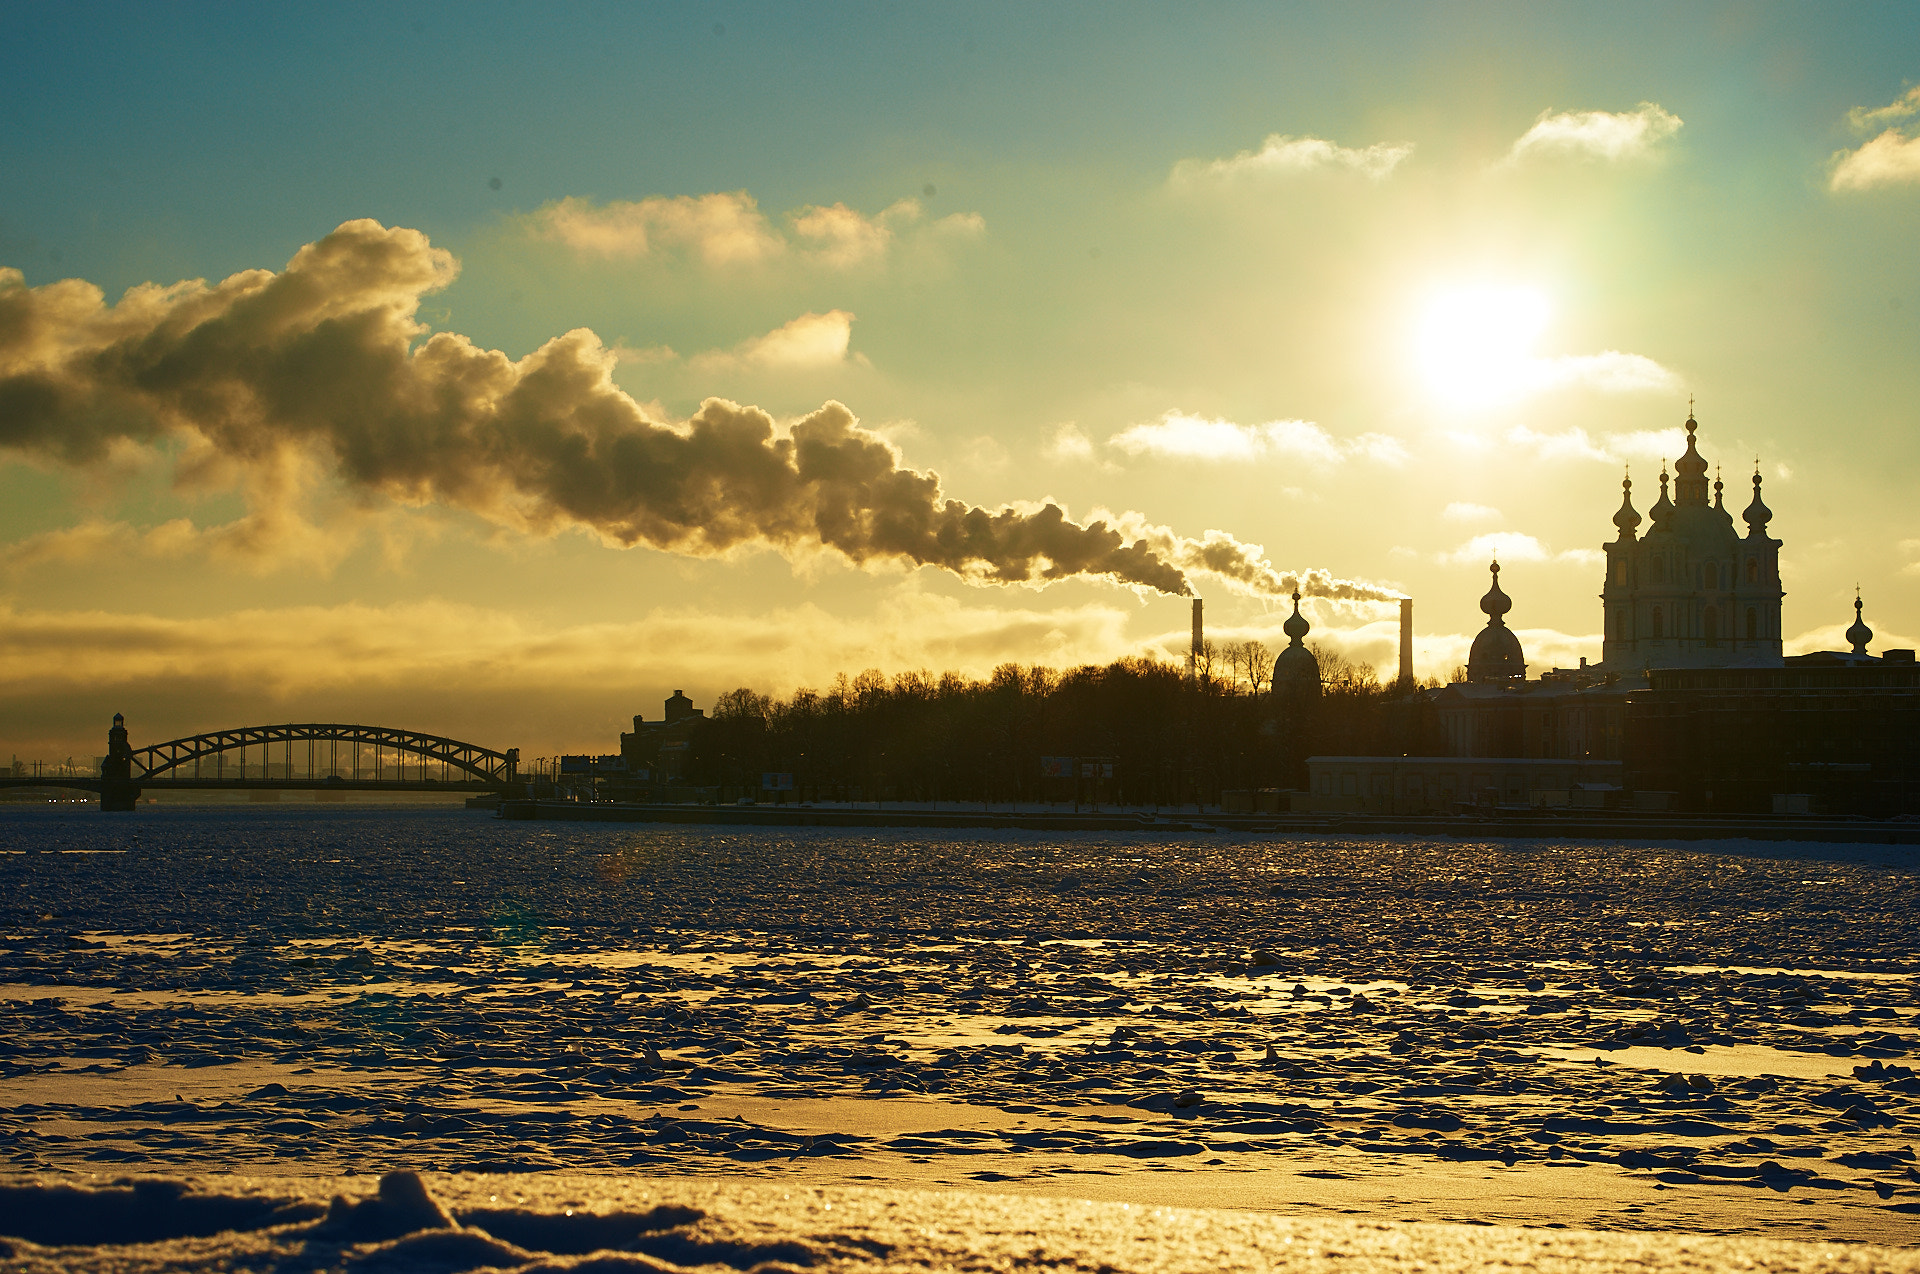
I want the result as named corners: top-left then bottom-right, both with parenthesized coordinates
top-left (1599, 414), bottom-right (1784, 670)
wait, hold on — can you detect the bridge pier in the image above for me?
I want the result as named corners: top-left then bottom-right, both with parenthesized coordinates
top-left (100, 713), bottom-right (140, 812)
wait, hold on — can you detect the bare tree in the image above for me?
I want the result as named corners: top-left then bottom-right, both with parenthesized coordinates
top-left (1194, 638), bottom-right (1219, 687)
top-left (1243, 640), bottom-right (1274, 695)
top-left (1222, 641), bottom-right (1245, 692)
top-left (1309, 641), bottom-right (1379, 693)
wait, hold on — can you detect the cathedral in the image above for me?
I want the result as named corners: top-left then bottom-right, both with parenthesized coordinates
top-left (1452, 407), bottom-right (1899, 689)
top-left (1599, 413), bottom-right (1783, 670)
top-left (1379, 407), bottom-right (1920, 816)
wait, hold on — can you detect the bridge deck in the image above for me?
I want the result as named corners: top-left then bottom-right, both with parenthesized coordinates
top-left (0, 777), bottom-right (501, 793)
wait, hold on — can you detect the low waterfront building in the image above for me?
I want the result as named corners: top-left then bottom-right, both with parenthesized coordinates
top-left (1302, 755), bottom-right (1625, 814)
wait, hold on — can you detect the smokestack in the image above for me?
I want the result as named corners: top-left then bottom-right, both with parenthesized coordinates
top-left (1397, 597), bottom-right (1414, 690)
top-left (1191, 597), bottom-right (1203, 678)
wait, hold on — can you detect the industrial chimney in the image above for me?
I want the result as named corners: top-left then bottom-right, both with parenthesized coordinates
top-left (1190, 597), bottom-right (1203, 679)
top-left (1397, 597), bottom-right (1414, 690)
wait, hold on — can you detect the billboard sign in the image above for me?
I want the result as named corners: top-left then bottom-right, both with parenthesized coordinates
top-left (1040, 756), bottom-right (1074, 778)
top-left (761, 772), bottom-right (795, 791)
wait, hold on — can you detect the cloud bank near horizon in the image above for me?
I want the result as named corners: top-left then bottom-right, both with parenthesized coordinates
top-left (0, 594), bottom-right (1580, 753)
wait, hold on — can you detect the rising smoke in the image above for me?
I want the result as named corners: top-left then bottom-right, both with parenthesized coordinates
top-left (0, 220), bottom-right (1392, 602)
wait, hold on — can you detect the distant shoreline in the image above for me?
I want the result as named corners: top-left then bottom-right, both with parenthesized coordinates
top-left (495, 798), bottom-right (1920, 845)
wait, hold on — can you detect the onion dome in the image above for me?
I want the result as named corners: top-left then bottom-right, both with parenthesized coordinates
top-left (1281, 589), bottom-right (1310, 643)
top-left (1847, 592), bottom-right (1873, 656)
top-left (1612, 470), bottom-right (1641, 539)
top-left (1271, 590), bottom-right (1321, 694)
top-left (1674, 412), bottom-right (1709, 505)
top-left (1648, 463), bottom-right (1675, 526)
top-left (1467, 560), bottom-right (1526, 683)
top-left (1713, 465), bottom-right (1725, 510)
top-left (1479, 560), bottom-right (1512, 620)
top-left (1743, 467), bottom-right (1772, 537)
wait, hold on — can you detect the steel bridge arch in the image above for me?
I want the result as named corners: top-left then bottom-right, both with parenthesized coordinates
top-left (130, 724), bottom-right (519, 786)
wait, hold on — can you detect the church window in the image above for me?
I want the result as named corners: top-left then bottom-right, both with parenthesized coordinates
top-left (1746, 558), bottom-right (1758, 583)
top-left (1651, 606), bottom-right (1664, 638)
top-left (1704, 607), bottom-right (1718, 643)
top-left (1745, 607), bottom-right (1757, 640)
top-left (1652, 557), bottom-right (1666, 583)
top-left (1705, 562), bottom-right (1718, 590)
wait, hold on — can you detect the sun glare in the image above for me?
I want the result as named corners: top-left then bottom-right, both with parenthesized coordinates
top-left (1414, 283), bottom-right (1552, 411)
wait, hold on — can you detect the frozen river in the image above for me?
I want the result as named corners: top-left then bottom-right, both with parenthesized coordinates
top-left (2, 805), bottom-right (1917, 1242)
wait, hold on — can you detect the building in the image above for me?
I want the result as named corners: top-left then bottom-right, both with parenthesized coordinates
top-left (1432, 561), bottom-right (1635, 763)
top-left (1304, 755), bottom-right (1625, 814)
top-left (1413, 409), bottom-right (1919, 815)
top-left (1600, 412), bottom-right (1783, 670)
top-left (615, 690), bottom-right (708, 788)
top-left (1270, 590), bottom-right (1321, 698)
top-left (1626, 658), bottom-right (1920, 815)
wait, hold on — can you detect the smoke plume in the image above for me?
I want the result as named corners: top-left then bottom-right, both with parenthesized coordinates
top-left (0, 220), bottom-right (1387, 602)
top-left (1118, 522), bottom-right (1403, 602)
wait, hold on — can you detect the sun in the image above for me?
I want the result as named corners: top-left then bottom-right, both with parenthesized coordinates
top-left (1414, 283), bottom-right (1552, 411)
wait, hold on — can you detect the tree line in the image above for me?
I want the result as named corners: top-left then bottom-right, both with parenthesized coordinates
top-left (682, 645), bottom-right (1444, 807)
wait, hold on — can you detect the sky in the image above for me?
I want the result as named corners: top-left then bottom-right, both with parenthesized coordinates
top-left (3, 1), bottom-right (1919, 761)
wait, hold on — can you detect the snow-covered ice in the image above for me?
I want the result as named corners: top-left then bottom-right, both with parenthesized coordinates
top-left (2, 806), bottom-right (1917, 1255)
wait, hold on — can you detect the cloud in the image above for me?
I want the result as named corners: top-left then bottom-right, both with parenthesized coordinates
top-left (1497, 424), bottom-right (1689, 465)
top-left (1528, 351), bottom-right (1682, 395)
top-left (1502, 103), bottom-right (1682, 166)
top-left (1042, 422), bottom-right (1095, 463)
top-left (1786, 619), bottom-right (1916, 657)
top-left (1849, 85), bottom-right (1920, 132)
top-left (689, 310), bottom-right (860, 372)
top-left (1830, 110), bottom-right (1920, 191)
top-left (527, 192), bottom-right (785, 265)
top-left (1442, 502), bottom-right (1501, 524)
top-left (1437, 532), bottom-right (1600, 569)
top-left (1441, 531), bottom-right (1549, 565)
top-left (1171, 134), bottom-right (1414, 185)
top-left (0, 221), bottom-right (1204, 597)
top-left (1253, 611), bottom-right (1602, 684)
top-left (959, 435), bottom-right (1010, 473)
top-left (3, 513), bottom-right (347, 577)
top-left (527, 191), bottom-right (985, 267)
top-left (789, 198), bottom-right (983, 268)
top-left (1107, 413), bottom-right (1407, 467)
top-left (0, 591), bottom-right (1165, 756)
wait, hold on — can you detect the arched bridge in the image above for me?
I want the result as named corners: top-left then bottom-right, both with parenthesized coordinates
top-left (0, 717), bottom-right (521, 809)
top-left (130, 723), bottom-right (519, 787)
